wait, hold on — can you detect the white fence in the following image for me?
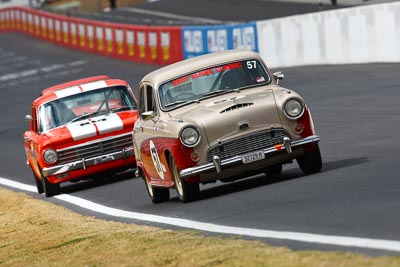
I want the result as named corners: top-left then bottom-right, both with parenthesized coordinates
top-left (257, 2), bottom-right (400, 68)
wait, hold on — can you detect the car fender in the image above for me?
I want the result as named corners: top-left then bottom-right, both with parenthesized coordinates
top-left (139, 137), bottom-right (195, 184)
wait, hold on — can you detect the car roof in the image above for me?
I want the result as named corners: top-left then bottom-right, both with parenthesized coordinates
top-left (41, 75), bottom-right (111, 96)
top-left (32, 77), bottom-right (129, 107)
top-left (141, 49), bottom-right (264, 88)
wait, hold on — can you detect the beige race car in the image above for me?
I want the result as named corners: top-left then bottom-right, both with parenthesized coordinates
top-left (133, 49), bottom-right (322, 203)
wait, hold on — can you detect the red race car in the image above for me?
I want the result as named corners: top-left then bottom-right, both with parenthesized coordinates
top-left (24, 76), bottom-right (138, 197)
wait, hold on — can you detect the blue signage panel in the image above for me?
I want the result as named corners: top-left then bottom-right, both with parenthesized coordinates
top-left (182, 22), bottom-right (258, 59)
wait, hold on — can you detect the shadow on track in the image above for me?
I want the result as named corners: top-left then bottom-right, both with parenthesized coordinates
top-left (321, 157), bottom-right (370, 172)
top-left (170, 157), bottom-right (370, 202)
top-left (60, 170), bottom-right (136, 194)
top-left (59, 157), bottom-right (368, 199)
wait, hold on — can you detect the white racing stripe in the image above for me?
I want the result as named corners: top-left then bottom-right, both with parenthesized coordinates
top-left (80, 80), bottom-right (108, 91)
top-left (95, 113), bottom-right (124, 134)
top-left (66, 119), bottom-right (97, 141)
top-left (54, 80), bottom-right (108, 98)
top-left (65, 113), bottom-right (124, 141)
top-left (54, 85), bottom-right (81, 98)
top-left (1, 176), bottom-right (400, 253)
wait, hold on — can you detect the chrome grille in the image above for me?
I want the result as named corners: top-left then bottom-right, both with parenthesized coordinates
top-left (207, 129), bottom-right (288, 162)
top-left (57, 134), bottom-right (133, 164)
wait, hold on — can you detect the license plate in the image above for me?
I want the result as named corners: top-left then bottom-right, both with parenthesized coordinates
top-left (242, 150), bottom-right (265, 164)
top-left (94, 155), bottom-right (115, 164)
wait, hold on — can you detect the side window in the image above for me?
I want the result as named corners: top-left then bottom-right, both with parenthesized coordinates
top-left (31, 106), bottom-right (38, 133)
top-left (146, 85), bottom-right (155, 112)
top-left (138, 84), bottom-right (146, 116)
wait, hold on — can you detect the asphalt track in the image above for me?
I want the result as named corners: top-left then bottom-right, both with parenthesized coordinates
top-left (73, 0), bottom-right (344, 25)
top-left (1, 0), bottom-right (400, 256)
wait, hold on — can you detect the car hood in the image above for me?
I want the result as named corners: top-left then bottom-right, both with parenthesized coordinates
top-left (43, 112), bottom-right (136, 147)
top-left (174, 89), bottom-right (282, 145)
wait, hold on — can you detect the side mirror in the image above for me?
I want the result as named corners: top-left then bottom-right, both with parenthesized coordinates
top-left (273, 71), bottom-right (285, 84)
top-left (25, 115), bottom-right (33, 122)
top-left (142, 111), bottom-right (155, 121)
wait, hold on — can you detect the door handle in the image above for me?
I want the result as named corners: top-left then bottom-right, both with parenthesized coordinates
top-left (133, 126), bottom-right (143, 134)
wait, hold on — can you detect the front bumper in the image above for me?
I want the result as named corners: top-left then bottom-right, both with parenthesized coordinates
top-left (179, 135), bottom-right (320, 178)
top-left (42, 147), bottom-right (135, 177)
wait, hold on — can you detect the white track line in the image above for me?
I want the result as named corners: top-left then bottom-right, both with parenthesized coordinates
top-left (0, 61), bottom-right (86, 82)
top-left (1, 176), bottom-right (400, 253)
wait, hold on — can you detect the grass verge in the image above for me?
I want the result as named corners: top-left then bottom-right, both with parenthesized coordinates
top-left (0, 187), bottom-right (399, 267)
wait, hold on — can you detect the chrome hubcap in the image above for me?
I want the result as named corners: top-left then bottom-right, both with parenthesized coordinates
top-left (173, 163), bottom-right (183, 197)
top-left (146, 178), bottom-right (154, 197)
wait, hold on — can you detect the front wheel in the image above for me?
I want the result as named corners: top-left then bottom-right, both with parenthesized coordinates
top-left (42, 173), bottom-right (61, 197)
top-left (297, 144), bottom-right (322, 175)
top-left (170, 156), bottom-right (200, 203)
top-left (32, 171), bottom-right (44, 194)
top-left (141, 168), bottom-right (170, 204)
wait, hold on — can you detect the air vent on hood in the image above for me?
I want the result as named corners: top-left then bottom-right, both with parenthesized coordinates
top-left (220, 103), bottom-right (253, 113)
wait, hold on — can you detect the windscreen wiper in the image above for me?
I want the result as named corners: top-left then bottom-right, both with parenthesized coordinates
top-left (164, 99), bottom-right (200, 108)
top-left (66, 111), bottom-right (100, 124)
top-left (202, 89), bottom-right (240, 97)
top-left (111, 105), bottom-right (136, 112)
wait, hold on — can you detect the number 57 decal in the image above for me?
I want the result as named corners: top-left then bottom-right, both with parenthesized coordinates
top-left (246, 60), bottom-right (257, 69)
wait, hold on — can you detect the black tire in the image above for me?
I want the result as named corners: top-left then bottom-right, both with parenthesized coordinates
top-left (141, 168), bottom-right (170, 204)
top-left (33, 171), bottom-right (44, 194)
top-left (41, 173), bottom-right (61, 197)
top-left (297, 144), bottom-right (322, 175)
top-left (265, 163), bottom-right (282, 177)
top-left (170, 156), bottom-right (200, 203)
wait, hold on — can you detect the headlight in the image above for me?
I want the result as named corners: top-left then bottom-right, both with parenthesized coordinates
top-left (180, 127), bottom-right (200, 147)
top-left (284, 99), bottom-right (304, 119)
top-left (43, 149), bottom-right (58, 164)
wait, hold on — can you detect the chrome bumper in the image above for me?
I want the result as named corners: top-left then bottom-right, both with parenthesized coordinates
top-left (179, 135), bottom-right (320, 178)
top-left (42, 147), bottom-right (135, 177)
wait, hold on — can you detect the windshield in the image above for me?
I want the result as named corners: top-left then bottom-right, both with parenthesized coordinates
top-left (38, 86), bottom-right (136, 133)
top-left (158, 59), bottom-right (270, 110)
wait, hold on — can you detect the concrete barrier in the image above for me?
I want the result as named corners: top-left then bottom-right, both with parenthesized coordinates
top-left (1, 2), bottom-right (399, 68)
top-left (257, 2), bottom-right (400, 68)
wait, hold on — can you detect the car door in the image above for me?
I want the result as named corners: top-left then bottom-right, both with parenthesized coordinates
top-left (24, 106), bottom-right (41, 178)
top-left (134, 83), bottom-right (165, 181)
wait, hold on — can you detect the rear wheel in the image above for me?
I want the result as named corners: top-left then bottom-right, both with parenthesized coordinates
top-left (297, 144), bottom-right (322, 175)
top-left (41, 172), bottom-right (61, 197)
top-left (170, 156), bottom-right (200, 203)
top-left (141, 168), bottom-right (170, 204)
